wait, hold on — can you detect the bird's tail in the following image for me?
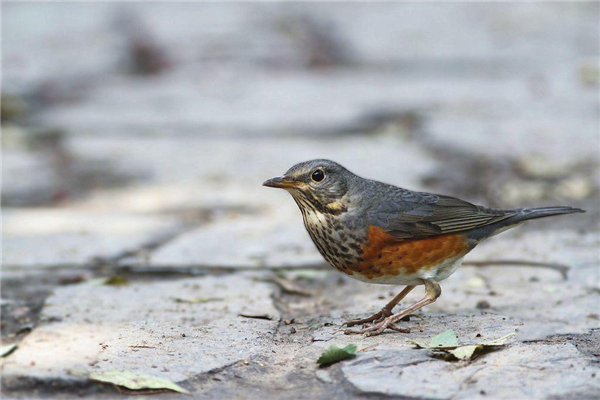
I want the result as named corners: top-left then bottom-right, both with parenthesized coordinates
top-left (468, 206), bottom-right (584, 241)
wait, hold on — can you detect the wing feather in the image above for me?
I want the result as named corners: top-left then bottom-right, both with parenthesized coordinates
top-left (366, 188), bottom-right (515, 240)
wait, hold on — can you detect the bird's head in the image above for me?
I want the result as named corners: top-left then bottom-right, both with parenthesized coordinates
top-left (263, 159), bottom-right (355, 214)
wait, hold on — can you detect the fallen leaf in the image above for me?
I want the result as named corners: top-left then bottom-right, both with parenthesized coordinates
top-left (429, 329), bottom-right (460, 348)
top-left (409, 330), bottom-right (516, 361)
top-left (447, 345), bottom-right (482, 360)
top-left (446, 333), bottom-right (516, 361)
top-left (408, 329), bottom-right (459, 349)
top-left (90, 370), bottom-right (189, 394)
top-left (1, 344), bottom-right (17, 358)
top-left (317, 344), bottom-right (357, 366)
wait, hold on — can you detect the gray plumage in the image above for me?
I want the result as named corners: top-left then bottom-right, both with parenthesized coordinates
top-left (276, 159), bottom-right (584, 243)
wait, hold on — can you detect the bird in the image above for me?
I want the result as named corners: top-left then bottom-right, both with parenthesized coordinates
top-left (263, 159), bottom-right (584, 336)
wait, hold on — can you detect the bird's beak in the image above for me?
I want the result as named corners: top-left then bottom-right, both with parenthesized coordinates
top-left (262, 175), bottom-right (300, 189)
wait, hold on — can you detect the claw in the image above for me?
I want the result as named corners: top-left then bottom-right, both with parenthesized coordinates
top-left (345, 316), bottom-right (411, 336)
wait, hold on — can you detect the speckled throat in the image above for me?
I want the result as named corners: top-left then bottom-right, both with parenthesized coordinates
top-left (290, 191), bottom-right (364, 274)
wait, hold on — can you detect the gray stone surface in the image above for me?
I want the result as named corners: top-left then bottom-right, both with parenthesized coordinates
top-left (448, 230), bottom-right (600, 340)
top-left (1, 273), bottom-right (279, 386)
top-left (2, 209), bottom-right (183, 267)
top-left (342, 342), bottom-right (600, 399)
top-left (147, 212), bottom-right (322, 268)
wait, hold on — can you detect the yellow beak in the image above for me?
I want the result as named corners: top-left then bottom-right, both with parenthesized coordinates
top-left (262, 175), bottom-right (301, 189)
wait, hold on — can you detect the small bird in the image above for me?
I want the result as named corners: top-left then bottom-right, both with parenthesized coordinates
top-left (263, 159), bottom-right (584, 336)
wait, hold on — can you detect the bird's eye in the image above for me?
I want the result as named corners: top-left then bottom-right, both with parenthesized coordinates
top-left (311, 169), bottom-right (325, 183)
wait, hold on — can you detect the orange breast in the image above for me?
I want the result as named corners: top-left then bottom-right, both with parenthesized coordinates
top-left (351, 225), bottom-right (470, 279)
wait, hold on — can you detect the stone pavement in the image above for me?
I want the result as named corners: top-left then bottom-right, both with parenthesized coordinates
top-left (2, 3), bottom-right (599, 399)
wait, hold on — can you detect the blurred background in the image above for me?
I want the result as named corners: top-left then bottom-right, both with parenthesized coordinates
top-left (2, 2), bottom-right (598, 269)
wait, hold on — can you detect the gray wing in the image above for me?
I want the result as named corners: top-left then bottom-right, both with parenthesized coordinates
top-left (366, 187), bottom-right (516, 240)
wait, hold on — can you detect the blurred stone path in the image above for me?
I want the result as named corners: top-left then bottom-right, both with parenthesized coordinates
top-left (2, 3), bottom-right (599, 399)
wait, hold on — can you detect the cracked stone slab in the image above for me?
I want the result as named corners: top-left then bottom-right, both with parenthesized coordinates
top-left (2, 208), bottom-right (183, 268)
top-left (146, 210), bottom-right (323, 268)
top-left (306, 311), bottom-right (598, 400)
top-left (342, 349), bottom-right (479, 399)
top-left (451, 230), bottom-right (600, 340)
top-left (1, 273), bottom-right (279, 387)
top-left (341, 342), bottom-right (600, 399)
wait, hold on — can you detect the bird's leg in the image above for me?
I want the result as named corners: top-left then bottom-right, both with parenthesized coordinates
top-left (344, 279), bottom-right (441, 336)
top-left (345, 285), bottom-right (416, 327)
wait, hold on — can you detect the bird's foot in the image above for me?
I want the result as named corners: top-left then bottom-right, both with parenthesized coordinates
top-left (344, 308), bottom-right (393, 327)
top-left (344, 317), bottom-right (409, 336)
top-left (343, 312), bottom-right (411, 336)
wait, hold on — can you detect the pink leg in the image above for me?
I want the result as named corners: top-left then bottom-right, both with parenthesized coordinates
top-left (344, 279), bottom-right (441, 336)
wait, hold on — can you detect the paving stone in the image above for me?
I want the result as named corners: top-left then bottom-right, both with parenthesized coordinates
top-left (2, 146), bottom-right (60, 207)
top-left (146, 211), bottom-right (322, 269)
top-left (454, 230), bottom-right (600, 340)
top-left (452, 342), bottom-right (600, 399)
top-left (425, 101), bottom-right (600, 163)
top-left (34, 69), bottom-right (598, 147)
top-left (341, 349), bottom-right (479, 399)
top-left (2, 209), bottom-right (183, 267)
top-left (341, 342), bottom-right (600, 399)
top-left (1, 273), bottom-right (279, 386)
